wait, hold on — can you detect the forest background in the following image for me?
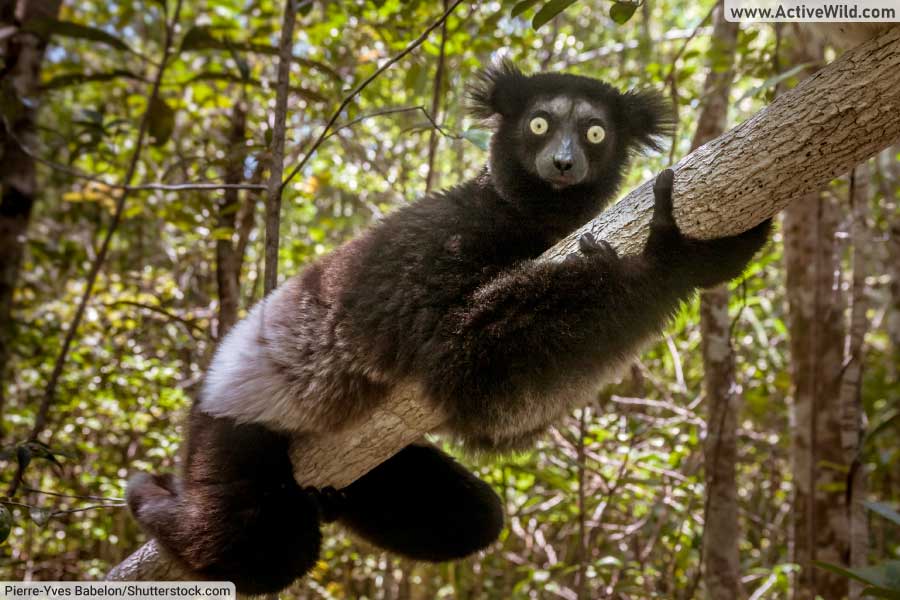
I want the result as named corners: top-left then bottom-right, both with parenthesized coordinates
top-left (1, 0), bottom-right (899, 598)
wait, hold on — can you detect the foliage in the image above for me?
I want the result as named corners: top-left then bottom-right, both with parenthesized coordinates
top-left (0, 0), bottom-right (898, 597)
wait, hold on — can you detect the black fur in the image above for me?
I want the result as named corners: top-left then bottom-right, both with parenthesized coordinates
top-left (128, 64), bottom-right (769, 594)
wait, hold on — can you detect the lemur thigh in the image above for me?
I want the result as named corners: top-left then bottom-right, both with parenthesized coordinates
top-left (337, 445), bottom-right (503, 561)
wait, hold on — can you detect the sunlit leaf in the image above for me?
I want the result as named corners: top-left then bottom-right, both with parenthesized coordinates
top-left (147, 97), bottom-right (175, 146)
top-left (462, 128), bottom-right (490, 150)
top-left (511, 0), bottom-right (542, 17)
top-left (865, 502), bottom-right (900, 527)
top-left (24, 18), bottom-right (132, 53)
top-left (737, 63), bottom-right (817, 102)
top-left (609, 1), bottom-right (639, 24)
top-left (0, 505), bottom-right (12, 544)
top-left (42, 70), bottom-right (145, 91)
top-left (29, 507), bottom-right (51, 527)
top-left (532, 0), bottom-right (579, 30)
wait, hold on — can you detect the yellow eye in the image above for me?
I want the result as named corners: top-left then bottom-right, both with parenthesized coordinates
top-left (587, 125), bottom-right (606, 144)
top-left (529, 117), bottom-right (548, 135)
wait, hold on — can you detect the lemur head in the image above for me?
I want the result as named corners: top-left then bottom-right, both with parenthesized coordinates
top-left (469, 61), bottom-right (672, 205)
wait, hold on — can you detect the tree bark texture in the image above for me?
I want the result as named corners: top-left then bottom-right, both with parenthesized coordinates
top-left (0, 0), bottom-right (62, 441)
top-left (691, 4), bottom-right (743, 599)
top-left (215, 101), bottom-right (248, 338)
top-left (840, 163), bottom-right (871, 600)
top-left (784, 189), bottom-right (848, 599)
top-left (782, 26), bottom-right (853, 600)
top-left (108, 27), bottom-right (900, 583)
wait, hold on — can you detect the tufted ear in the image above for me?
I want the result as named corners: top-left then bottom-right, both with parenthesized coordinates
top-left (620, 89), bottom-right (675, 153)
top-left (467, 59), bottom-right (529, 120)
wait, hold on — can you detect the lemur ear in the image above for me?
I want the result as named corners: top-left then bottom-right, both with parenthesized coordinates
top-left (467, 60), bottom-right (528, 120)
top-left (620, 89), bottom-right (675, 153)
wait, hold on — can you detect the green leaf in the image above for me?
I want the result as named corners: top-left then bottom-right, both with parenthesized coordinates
top-left (23, 18), bottom-right (132, 53)
top-left (180, 25), bottom-right (228, 52)
top-left (865, 502), bottom-right (900, 527)
top-left (815, 561), bottom-right (900, 590)
top-left (29, 507), bottom-right (51, 527)
top-left (0, 505), bottom-right (12, 544)
top-left (609, 1), bottom-right (639, 24)
top-left (42, 69), bottom-right (144, 91)
top-left (737, 63), bottom-right (817, 102)
top-left (147, 97), bottom-right (175, 146)
top-left (462, 128), bottom-right (491, 151)
top-left (532, 0), bottom-right (579, 30)
top-left (16, 445), bottom-right (32, 475)
top-left (862, 587), bottom-right (900, 599)
top-left (511, 0), bottom-right (542, 17)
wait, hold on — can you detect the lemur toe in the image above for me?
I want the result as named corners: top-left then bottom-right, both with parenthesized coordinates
top-left (651, 169), bottom-right (676, 227)
top-left (578, 233), bottom-right (602, 253)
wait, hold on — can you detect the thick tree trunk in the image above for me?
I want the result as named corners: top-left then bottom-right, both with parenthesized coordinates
top-left (691, 4), bottom-right (743, 599)
top-left (782, 26), bottom-right (853, 600)
top-left (0, 0), bottom-right (62, 441)
top-left (784, 188), bottom-right (848, 599)
top-left (108, 26), bottom-right (900, 582)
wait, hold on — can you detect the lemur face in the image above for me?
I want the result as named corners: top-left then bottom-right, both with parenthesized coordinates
top-left (468, 61), bottom-right (672, 197)
top-left (524, 96), bottom-right (611, 189)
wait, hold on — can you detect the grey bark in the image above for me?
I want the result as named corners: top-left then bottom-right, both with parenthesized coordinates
top-left (108, 27), bottom-right (900, 582)
top-left (262, 0), bottom-right (297, 294)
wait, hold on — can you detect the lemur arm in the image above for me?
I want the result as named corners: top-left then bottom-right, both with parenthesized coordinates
top-left (420, 171), bottom-right (769, 445)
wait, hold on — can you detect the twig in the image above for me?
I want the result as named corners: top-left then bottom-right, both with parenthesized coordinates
top-left (13, 134), bottom-right (265, 192)
top-left (50, 503), bottom-right (125, 517)
top-left (104, 300), bottom-right (204, 337)
top-left (325, 105), bottom-right (460, 143)
top-left (263, 0), bottom-right (298, 294)
top-left (281, 0), bottom-right (465, 189)
top-left (22, 486), bottom-right (123, 503)
top-left (424, 0), bottom-right (449, 193)
top-left (10, 0), bottom-right (186, 498)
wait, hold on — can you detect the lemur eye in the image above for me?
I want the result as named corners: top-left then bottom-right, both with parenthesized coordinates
top-left (587, 125), bottom-right (606, 144)
top-left (529, 117), bottom-right (549, 135)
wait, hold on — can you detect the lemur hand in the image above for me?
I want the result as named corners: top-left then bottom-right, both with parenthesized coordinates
top-left (643, 168), bottom-right (771, 289)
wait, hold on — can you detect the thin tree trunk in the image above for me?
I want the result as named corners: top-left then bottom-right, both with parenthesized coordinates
top-left (263, 0), bottom-right (297, 294)
top-left (841, 164), bottom-right (871, 600)
top-left (691, 4), bottom-right (743, 598)
top-left (108, 27), bottom-right (900, 583)
top-left (0, 0), bottom-right (62, 442)
top-left (423, 0), bottom-right (447, 194)
top-left (215, 100), bottom-right (248, 337)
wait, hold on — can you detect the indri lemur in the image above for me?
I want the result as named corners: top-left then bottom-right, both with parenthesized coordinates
top-left (127, 62), bottom-right (770, 594)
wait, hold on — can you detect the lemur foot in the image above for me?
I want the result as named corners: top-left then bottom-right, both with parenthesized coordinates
top-left (566, 232), bottom-right (619, 265)
top-left (304, 486), bottom-right (346, 523)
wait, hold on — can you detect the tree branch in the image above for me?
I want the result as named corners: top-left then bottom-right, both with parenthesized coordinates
top-left (108, 26), bottom-right (900, 582)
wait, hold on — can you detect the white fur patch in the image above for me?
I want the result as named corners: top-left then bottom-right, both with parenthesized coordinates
top-left (198, 295), bottom-right (305, 431)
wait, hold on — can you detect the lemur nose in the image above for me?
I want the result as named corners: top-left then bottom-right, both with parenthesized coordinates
top-left (553, 157), bottom-right (574, 173)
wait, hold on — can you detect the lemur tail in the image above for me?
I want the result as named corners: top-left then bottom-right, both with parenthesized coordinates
top-left (125, 471), bottom-right (323, 595)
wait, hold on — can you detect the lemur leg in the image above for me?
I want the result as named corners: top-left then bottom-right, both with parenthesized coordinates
top-left (335, 444), bottom-right (503, 561)
top-left (127, 409), bottom-right (322, 595)
top-left (425, 169), bottom-right (770, 446)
